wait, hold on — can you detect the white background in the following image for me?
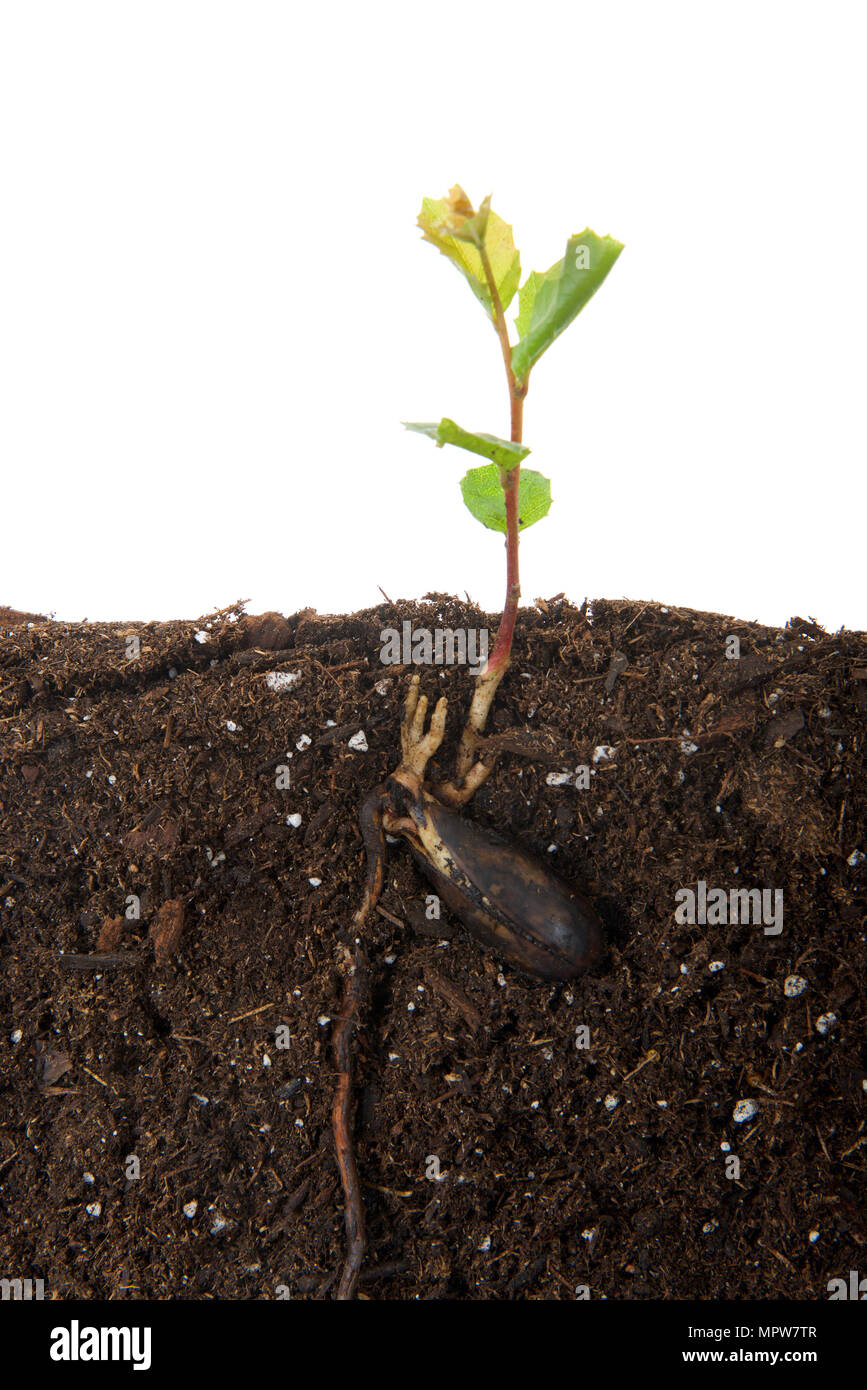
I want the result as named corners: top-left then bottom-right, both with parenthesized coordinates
top-left (1, 2), bottom-right (864, 630)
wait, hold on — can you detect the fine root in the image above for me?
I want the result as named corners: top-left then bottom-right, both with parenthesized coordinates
top-left (399, 674), bottom-right (447, 778)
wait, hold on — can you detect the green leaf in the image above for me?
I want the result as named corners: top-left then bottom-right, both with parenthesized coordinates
top-left (460, 464), bottom-right (551, 533)
top-left (418, 185), bottom-right (521, 317)
top-left (511, 229), bottom-right (623, 383)
top-left (403, 417), bottom-right (530, 469)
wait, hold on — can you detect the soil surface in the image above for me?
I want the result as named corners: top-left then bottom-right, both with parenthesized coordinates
top-left (1, 595), bottom-right (865, 1300)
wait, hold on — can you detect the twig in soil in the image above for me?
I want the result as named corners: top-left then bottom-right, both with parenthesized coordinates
top-left (621, 604), bottom-right (649, 634)
top-left (359, 1258), bottom-right (413, 1283)
top-left (377, 585), bottom-right (394, 605)
top-left (80, 1065), bottom-right (110, 1089)
top-left (423, 966), bottom-right (481, 1033)
top-left (200, 597), bottom-right (250, 622)
top-left (620, 1047), bottom-right (659, 1082)
top-left (375, 903), bottom-right (405, 929)
top-left (331, 940), bottom-right (369, 1301)
top-left (757, 1239), bottom-right (799, 1278)
top-left (227, 1002), bottom-right (275, 1024)
top-left (56, 951), bottom-right (140, 970)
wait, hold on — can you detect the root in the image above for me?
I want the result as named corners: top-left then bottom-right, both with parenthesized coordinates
top-left (431, 755), bottom-right (495, 807)
top-left (452, 660), bottom-right (509, 783)
top-left (329, 668), bottom-right (506, 1296)
top-left (395, 672), bottom-right (501, 806)
top-left (398, 674), bottom-right (448, 778)
top-left (331, 941), bottom-right (369, 1301)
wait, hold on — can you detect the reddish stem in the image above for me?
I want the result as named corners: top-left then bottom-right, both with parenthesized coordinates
top-left (478, 243), bottom-right (529, 676)
top-left (487, 469), bottom-right (520, 675)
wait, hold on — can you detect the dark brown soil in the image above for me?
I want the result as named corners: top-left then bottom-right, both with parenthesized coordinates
top-left (1, 595), bottom-right (865, 1300)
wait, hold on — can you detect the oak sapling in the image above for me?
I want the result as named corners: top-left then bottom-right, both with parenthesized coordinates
top-left (405, 185), bottom-right (623, 776)
top-left (331, 186), bottom-right (623, 1299)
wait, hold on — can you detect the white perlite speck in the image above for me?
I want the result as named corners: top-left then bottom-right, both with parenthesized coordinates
top-left (265, 671), bottom-right (301, 692)
top-left (546, 771), bottom-right (575, 787)
top-left (708, 960), bottom-right (725, 973)
top-left (847, 849), bottom-right (865, 867)
top-left (226, 720), bottom-right (239, 732)
top-left (348, 730), bottom-right (368, 752)
top-left (815, 1012), bottom-right (837, 1035)
top-left (592, 745), bottom-right (617, 764)
top-left (295, 734), bottom-right (311, 750)
top-left (784, 975), bottom-right (807, 998)
top-left (603, 1094), bottom-right (619, 1112)
top-left (286, 814), bottom-right (302, 828)
top-left (85, 1202), bottom-right (102, 1218)
top-left (680, 740), bottom-right (699, 755)
top-left (308, 877), bottom-right (322, 887)
top-left (733, 1099), bottom-right (758, 1123)
top-left (183, 1200), bottom-right (198, 1219)
top-left (194, 631), bottom-right (209, 644)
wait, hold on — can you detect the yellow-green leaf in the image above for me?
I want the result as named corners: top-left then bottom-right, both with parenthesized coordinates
top-left (418, 185), bottom-right (521, 317)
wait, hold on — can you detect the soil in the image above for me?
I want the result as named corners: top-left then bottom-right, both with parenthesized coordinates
top-left (0, 594), bottom-right (865, 1301)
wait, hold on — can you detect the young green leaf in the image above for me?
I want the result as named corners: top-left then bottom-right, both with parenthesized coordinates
top-left (418, 185), bottom-right (521, 318)
top-left (404, 417), bottom-right (531, 470)
top-left (511, 230), bottom-right (623, 384)
top-left (460, 464), bottom-right (551, 533)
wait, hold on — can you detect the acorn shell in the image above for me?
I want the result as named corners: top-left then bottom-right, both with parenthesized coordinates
top-left (410, 798), bottom-right (604, 981)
